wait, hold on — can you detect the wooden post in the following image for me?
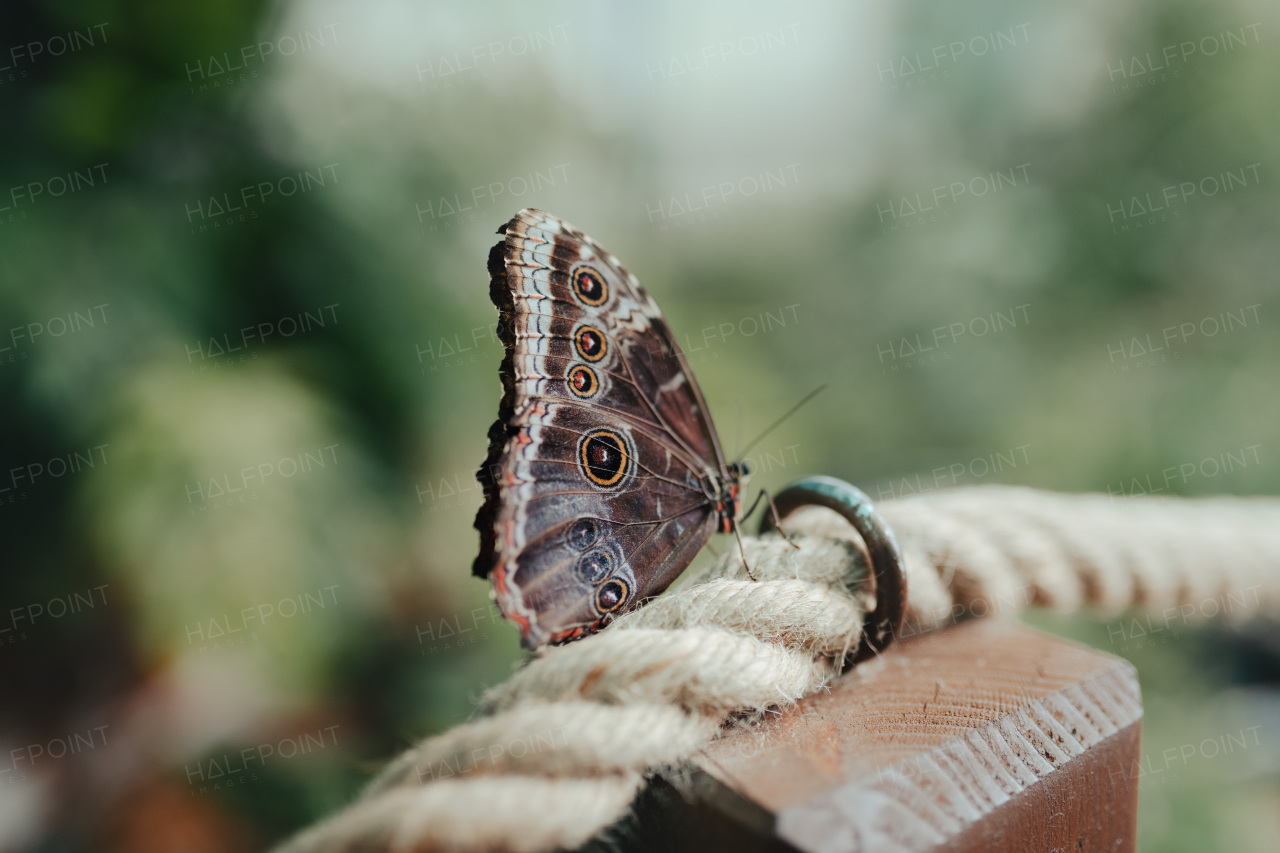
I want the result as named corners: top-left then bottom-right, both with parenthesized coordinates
top-left (618, 619), bottom-right (1142, 852)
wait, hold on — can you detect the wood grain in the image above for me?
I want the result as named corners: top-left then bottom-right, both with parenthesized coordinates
top-left (619, 619), bottom-right (1142, 853)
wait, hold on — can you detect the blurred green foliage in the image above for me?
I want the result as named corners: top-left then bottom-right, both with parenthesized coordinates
top-left (0, 0), bottom-right (1276, 850)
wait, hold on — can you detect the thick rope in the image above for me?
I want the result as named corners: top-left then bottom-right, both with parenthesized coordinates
top-left (274, 486), bottom-right (1280, 853)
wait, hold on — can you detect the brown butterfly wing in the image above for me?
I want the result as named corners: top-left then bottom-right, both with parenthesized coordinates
top-left (473, 209), bottom-right (729, 648)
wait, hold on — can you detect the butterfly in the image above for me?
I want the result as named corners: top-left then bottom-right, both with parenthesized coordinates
top-left (472, 208), bottom-right (750, 649)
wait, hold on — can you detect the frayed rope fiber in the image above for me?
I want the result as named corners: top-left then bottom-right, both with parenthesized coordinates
top-left (274, 486), bottom-right (1280, 853)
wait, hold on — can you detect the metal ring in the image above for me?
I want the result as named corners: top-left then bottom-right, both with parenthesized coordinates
top-left (759, 476), bottom-right (907, 664)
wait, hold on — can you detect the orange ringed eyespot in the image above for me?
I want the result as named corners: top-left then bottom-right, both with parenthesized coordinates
top-left (566, 364), bottom-right (599, 398)
top-left (572, 267), bottom-right (608, 306)
top-left (595, 579), bottom-right (629, 614)
top-left (578, 429), bottom-right (629, 488)
top-left (574, 326), bottom-right (607, 362)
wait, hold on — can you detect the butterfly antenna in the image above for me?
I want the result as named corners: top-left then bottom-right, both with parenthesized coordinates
top-left (733, 401), bottom-right (744, 460)
top-left (738, 384), bottom-right (828, 458)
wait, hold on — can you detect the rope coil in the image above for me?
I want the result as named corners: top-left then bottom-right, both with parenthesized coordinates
top-left (275, 485), bottom-right (1280, 853)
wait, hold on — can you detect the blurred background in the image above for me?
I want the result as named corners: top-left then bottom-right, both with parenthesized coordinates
top-left (1, 0), bottom-right (1277, 850)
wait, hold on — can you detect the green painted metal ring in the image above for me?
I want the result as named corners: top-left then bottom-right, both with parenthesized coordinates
top-left (759, 476), bottom-right (907, 664)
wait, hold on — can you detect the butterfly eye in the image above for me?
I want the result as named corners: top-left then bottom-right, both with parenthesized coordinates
top-left (595, 579), bottom-right (629, 614)
top-left (575, 549), bottom-right (611, 583)
top-left (573, 326), bottom-right (607, 362)
top-left (566, 364), bottom-right (599, 398)
top-left (572, 267), bottom-right (608, 306)
top-left (568, 518), bottom-right (600, 551)
top-left (579, 429), bottom-right (630, 488)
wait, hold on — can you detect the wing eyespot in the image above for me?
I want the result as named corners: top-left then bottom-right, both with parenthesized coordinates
top-left (566, 364), bottom-right (599, 399)
top-left (573, 325), bottom-right (607, 362)
top-left (481, 211), bottom-right (730, 648)
top-left (594, 578), bottom-right (629, 614)
top-left (572, 266), bottom-right (609, 306)
top-left (575, 549), bottom-right (612, 584)
top-left (578, 429), bottom-right (631, 489)
top-left (568, 518), bottom-right (600, 551)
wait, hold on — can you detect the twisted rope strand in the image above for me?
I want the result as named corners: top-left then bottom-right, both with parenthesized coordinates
top-left (274, 487), bottom-right (1280, 853)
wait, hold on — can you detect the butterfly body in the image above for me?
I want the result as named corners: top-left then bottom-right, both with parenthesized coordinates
top-left (472, 209), bottom-right (742, 648)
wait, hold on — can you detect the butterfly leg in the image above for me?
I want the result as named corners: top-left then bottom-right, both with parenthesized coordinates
top-left (742, 489), bottom-right (801, 551)
top-left (730, 521), bottom-right (758, 582)
top-left (765, 490), bottom-right (801, 551)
